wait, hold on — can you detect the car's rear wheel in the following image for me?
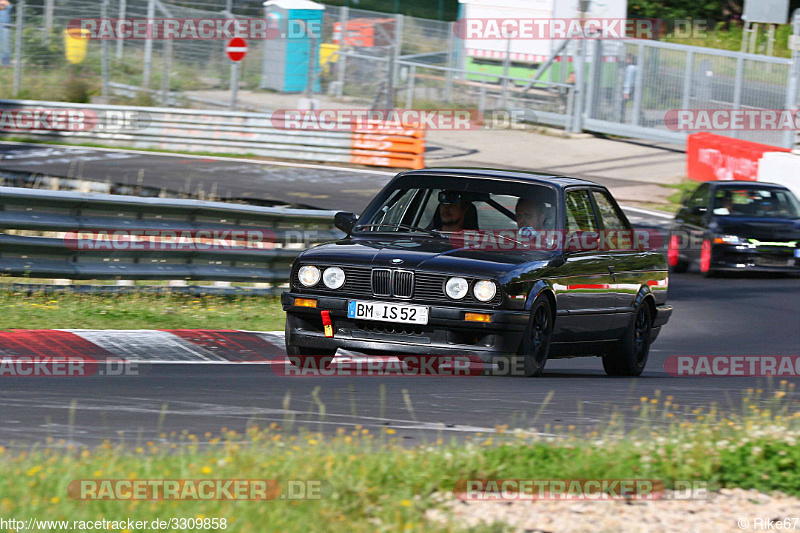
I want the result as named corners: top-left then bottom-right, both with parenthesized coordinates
top-left (517, 295), bottom-right (553, 377)
top-left (603, 301), bottom-right (652, 376)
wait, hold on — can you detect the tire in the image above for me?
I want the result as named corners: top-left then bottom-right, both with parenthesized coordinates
top-left (603, 301), bottom-right (652, 376)
top-left (285, 318), bottom-right (336, 370)
top-left (516, 295), bottom-right (554, 377)
top-left (671, 259), bottom-right (689, 274)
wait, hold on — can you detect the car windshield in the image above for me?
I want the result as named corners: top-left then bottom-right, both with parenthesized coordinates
top-left (354, 177), bottom-right (558, 235)
top-left (712, 186), bottom-right (800, 218)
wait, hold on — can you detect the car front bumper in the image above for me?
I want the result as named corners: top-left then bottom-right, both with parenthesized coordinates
top-left (711, 244), bottom-right (800, 273)
top-left (281, 292), bottom-right (529, 363)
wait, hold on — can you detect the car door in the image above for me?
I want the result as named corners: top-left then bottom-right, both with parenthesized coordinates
top-left (675, 183), bottom-right (711, 264)
top-left (554, 188), bottom-right (616, 342)
top-left (590, 188), bottom-right (643, 338)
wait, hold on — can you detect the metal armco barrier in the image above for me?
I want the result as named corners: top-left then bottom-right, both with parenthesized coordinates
top-left (0, 100), bottom-right (425, 170)
top-left (0, 187), bottom-right (342, 284)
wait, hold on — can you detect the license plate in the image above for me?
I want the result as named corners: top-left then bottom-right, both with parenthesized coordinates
top-left (347, 300), bottom-right (429, 325)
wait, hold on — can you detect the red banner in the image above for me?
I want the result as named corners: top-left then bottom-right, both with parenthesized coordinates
top-left (686, 132), bottom-right (790, 182)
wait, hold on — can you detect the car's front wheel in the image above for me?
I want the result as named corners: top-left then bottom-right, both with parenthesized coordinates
top-left (603, 301), bottom-right (652, 376)
top-left (516, 295), bottom-right (553, 377)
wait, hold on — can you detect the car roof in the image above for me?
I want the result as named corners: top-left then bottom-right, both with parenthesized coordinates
top-left (707, 180), bottom-right (790, 190)
top-left (399, 168), bottom-right (601, 189)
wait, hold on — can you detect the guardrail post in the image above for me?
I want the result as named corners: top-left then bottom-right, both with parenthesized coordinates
top-left (584, 40), bottom-right (602, 119)
top-left (116, 0), bottom-right (126, 59)
top-left (230, 61), bottom-right (239, 109)
top-left (142, 0), bottom-right (155, 88)
top-left (12, 0), bottom-right (23, 97)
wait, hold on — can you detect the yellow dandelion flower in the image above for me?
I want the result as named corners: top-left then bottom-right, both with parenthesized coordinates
top-left (201, 466), bottom-right (212, 475)
top-left (401, 499), bottom-right (412, 507)
top-left (50, 497), bottom-right (60, 504)
top-left (26, 466), bottom-right (42, 477)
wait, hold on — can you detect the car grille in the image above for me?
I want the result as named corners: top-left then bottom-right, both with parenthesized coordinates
top-left (292, 265), bottom-right (503, 306)
top-left (371, 269), bottom-right (392, 297)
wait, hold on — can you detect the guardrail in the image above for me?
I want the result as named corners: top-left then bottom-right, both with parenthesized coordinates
top-left (0, 187), bottom-right (342, 289)
top-left (0, 100), bottom-right (425, 170)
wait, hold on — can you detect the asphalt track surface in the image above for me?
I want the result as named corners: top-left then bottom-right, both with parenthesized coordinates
top-left (0, 144), bottom-right (798, 447)
top-left (0, 142), bottom-right (643, 213)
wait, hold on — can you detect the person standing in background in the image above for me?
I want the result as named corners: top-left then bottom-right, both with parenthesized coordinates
top-left (620, 53), bottom-right (638, 122)
top-left (0, 0), bottom-right (13, 67)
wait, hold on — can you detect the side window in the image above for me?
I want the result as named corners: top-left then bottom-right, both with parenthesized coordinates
top-left (686, 184), bottom-right (710, 211)
top-left (565, 190), bottom-right (598, 232)
top-left (592, 190), bottom-right (630, 231)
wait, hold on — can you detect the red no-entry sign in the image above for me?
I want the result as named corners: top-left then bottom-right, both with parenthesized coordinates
top-left (226, 38), bottom-right (248, 62)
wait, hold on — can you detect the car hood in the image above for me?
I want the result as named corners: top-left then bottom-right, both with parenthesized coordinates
top-left (711, 216), bottom-right (800, 242)
top-left (298, 236), bottom-right (561, 279)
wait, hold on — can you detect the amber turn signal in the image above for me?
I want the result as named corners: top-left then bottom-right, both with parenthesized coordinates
top-left (294, 298), bottom-right (318, 308)
top-left (465, 312), bottom-right (491, 323)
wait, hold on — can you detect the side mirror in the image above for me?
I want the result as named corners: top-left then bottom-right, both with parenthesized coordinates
top-left (334, 212), bottom-right (358, 235)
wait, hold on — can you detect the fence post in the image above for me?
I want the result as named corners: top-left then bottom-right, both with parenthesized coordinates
top-left (631, 43), bottom-right (645, 127)
top-left (307, 35), bottom-right (317, 98)
top-left (43, 0), bottom-right (53, 43)
top-left (162, 39), bottom-right (172, 106)
top-left (405, 64), bottom-right (415, 108)
top-left (681, 50), bottom-right (694, 110)
top-left (782, 10), bottom-right (800, 149)
top-left (501, 36), bottom-right (511, 109)
top-left (13, 0), bottom-right (23, 97)
top-left (732, 54), bottom-right (744, 139)
top-left (142, 0), bottom-right (155, 88)
top-left (445, 21), bottom-right (454, 102)
top-left (230, 62), bottom-right (239, 110)
top-left (334, 6), bottom-right (348, 97)
top-left (570, 35), bottom-right (587, 132)
top-left (584, 40), bottom-right (602, 119)
top-left (101, 0), bottom-right (110, 98)
top-left (387, 14), bottom-right (403, 108)
top-left (117, 0), bottom-right (126, 59)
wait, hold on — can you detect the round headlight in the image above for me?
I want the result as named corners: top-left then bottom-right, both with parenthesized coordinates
top-left (322, 266), bottom-right (346, 289)
top-left (298, 265), bottom-right (320, 287)
top-left (445, 277), bottom-right (469, 300)
top-left (473, 280), bottom-right (497, 302)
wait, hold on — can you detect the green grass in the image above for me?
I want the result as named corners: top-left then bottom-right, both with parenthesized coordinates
top-left (0, 291), bottom-right (285, 331)
top-left (663, 179), bottom-right (701, 210)
top-left (1, 385), bottom-right (799, 532)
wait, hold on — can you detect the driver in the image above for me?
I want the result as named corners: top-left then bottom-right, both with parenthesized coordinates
top-left (515, 197), bottom-right (549, 236)
top-left (433, 191), bottom-right (472, 232)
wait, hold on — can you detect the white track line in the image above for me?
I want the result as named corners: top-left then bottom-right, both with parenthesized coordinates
top-left (621, 205), bottom-right (675, 220)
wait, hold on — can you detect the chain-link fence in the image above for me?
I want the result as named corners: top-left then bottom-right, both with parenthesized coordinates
top-left (1, 0), bottom-right (799, 148)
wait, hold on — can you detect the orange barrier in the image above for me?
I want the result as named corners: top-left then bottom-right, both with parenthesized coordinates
top-left (348, 122), bottom-right (426, 169)
top-left (687, 132), bottom-right (790, 182)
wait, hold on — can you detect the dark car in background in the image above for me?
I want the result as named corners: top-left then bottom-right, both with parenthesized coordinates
top-left (282, 168), bottom-right (672, 377)
top-left (669, 181), bottom-right (800, 276)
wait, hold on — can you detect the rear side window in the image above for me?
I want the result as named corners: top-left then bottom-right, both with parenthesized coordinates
top-left (592, 190), bottom-right (630, 231)
top-left (686, 184), bottom-right (710, 211)
top-left (565, 190), bottom-right (598, 232)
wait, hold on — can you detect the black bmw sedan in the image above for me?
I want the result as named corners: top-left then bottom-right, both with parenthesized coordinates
top-left (669, 181), bottom-right (800, 276)
top-left (281, 168), bottom-right (672, 377)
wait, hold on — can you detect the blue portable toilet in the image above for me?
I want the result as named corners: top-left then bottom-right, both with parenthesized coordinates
top-left (261, 0), bottom-right (325, 93)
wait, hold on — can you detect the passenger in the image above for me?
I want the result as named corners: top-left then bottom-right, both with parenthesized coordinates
top-left (515, 197), bottom-right (549, 237)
